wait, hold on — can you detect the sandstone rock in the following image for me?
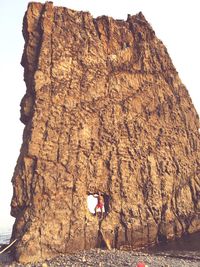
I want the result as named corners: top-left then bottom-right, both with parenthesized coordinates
top-left (11, 1), bottom-right (200, 263)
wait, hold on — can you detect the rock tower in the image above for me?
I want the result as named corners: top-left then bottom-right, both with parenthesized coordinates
top-left (11, 2), bottom-right (200, 263)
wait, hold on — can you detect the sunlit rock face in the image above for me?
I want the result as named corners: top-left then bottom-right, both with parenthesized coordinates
top-left (11, 1), bottom-right (200, 263)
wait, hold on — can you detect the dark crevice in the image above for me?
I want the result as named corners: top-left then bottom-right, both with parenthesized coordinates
top-left (93, 19), bottom-right (101, 39)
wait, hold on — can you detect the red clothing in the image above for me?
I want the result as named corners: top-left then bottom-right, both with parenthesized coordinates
top-left (96, 203), bottom-right (104, 209)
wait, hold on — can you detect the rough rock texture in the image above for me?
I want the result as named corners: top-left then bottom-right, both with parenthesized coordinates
top-left (11, 1), bottom-right (200, 263)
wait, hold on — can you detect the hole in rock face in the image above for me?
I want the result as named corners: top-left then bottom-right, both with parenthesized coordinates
top-left (87, 193), bottom-right (110, 215)
top-left (87, 194), bottom-right (98, 214)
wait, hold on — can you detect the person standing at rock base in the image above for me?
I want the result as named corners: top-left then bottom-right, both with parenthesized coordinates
top-left (94, 192), bottom-right (105, 219)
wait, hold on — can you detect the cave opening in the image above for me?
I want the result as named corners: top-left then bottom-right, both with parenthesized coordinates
top-left (87, 193), bottom-right (110, 216)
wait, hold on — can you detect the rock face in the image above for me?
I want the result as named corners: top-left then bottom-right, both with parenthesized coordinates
top-left (11, 1), bottom-right (200, 263)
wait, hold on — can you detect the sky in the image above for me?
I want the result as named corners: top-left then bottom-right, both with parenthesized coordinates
top-left (0, 0), bottom-right (199, 233)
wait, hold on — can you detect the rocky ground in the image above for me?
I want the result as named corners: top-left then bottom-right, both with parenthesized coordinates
top-left (0, 249), bottom-right (200, 267)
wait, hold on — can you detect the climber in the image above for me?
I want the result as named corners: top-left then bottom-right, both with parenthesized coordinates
top-left (94, 192), bottom-right (105, 219)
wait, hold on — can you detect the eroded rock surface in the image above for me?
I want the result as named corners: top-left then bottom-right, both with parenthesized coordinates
top-left (11, 1), bottom-right (200, 263)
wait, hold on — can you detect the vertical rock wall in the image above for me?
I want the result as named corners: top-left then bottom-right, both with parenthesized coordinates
top-left (11, 2), bottom-right (200, 263)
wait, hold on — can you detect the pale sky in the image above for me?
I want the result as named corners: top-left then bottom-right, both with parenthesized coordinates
top-left (0, 0), bottom-right (199, 232)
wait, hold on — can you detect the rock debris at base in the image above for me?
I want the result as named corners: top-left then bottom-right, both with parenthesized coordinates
top-left (1, 249), bottom-right (200, 267)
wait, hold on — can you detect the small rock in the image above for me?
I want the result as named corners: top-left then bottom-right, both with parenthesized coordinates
top-left (136, 262), bottom-right (146, 267)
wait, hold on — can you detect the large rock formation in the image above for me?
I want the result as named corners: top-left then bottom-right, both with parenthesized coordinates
top-left (11, 1), bottom-right (200, 263)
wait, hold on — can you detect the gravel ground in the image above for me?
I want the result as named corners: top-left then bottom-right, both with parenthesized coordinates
top-left (0, 249), bottom-right (200, 267)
